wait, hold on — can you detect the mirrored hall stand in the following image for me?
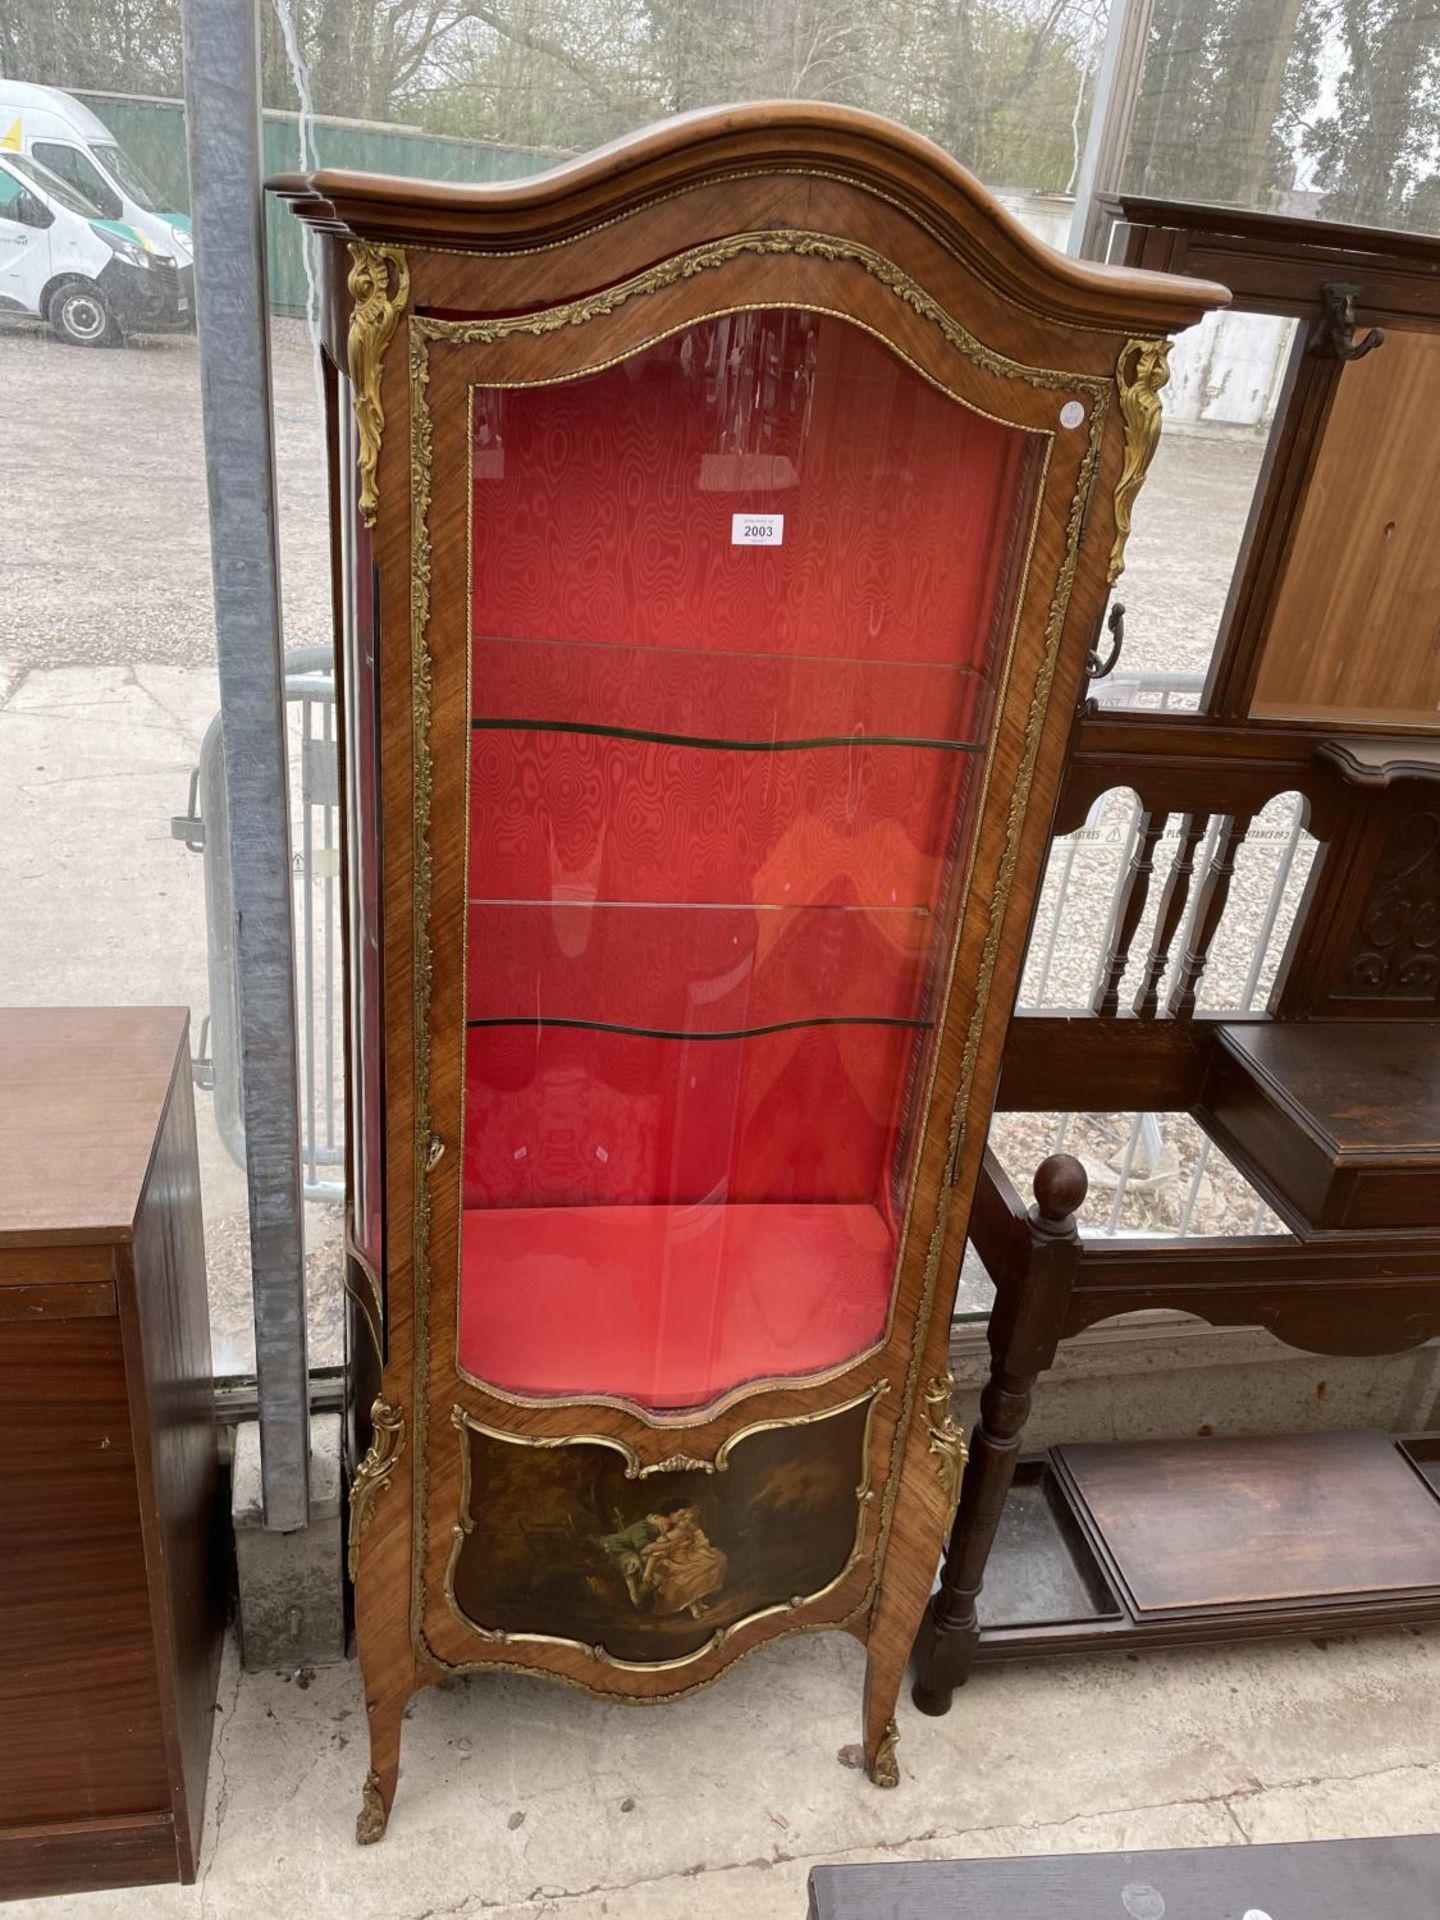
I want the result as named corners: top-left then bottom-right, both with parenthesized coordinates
top-left (273, 104), bottom-right (1224, 1838)
top-left (912, 200), bottom-right (1440, 1710)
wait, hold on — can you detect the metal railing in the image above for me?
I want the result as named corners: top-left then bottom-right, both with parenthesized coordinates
top-left (175, 646), bottom-right (343, 1203)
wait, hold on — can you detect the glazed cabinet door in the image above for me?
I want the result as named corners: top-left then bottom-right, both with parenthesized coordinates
top-left (403, 243), bottom-right (1112, 1695)
top-left (456, 309), bottom-right (1036, 1412)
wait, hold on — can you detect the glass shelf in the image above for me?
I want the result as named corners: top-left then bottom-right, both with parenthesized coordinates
top-left (467, 893), bottom-right (937, 1023)
top-left (472, 635), bottom-right (991, 751)
top-left (464, 1018), bottom-right (920, 1207)
top-left (470, 732), bottom-right (976, 910)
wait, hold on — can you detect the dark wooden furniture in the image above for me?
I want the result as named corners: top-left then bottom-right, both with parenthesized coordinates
top-left (1108, 197), bottom-right (1440, 731)
top-left (912, 202), bottom-right (1440, 1709)
top-left (273, 103), bottom-right (1223, 1835)
top-left (1200, 1022), bottom-right (1440, 1233)
top-left (916, 1044), bottom-right (1440, 1697)
top-left (0, 1007), bottom-right (221, 1902)
top-left (807, 1834), bottom-right (1440, 1919)
top-left (968, 1428), bottom-right (1440, 1662)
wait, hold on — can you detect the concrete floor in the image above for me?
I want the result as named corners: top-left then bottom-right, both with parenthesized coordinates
top-left (19, 1625), bottom-right (1440, 1918)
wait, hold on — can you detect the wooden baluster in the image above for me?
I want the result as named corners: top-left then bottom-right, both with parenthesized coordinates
top-left (1092, 807), bottom-right (1167, 1015)
top-left (1133, 811), bottom-right (1207, 1017)
top-left (911, 1154), bottom-right (1087, 1716)
top-left (1167, 812), bottom-right (1252, 1018)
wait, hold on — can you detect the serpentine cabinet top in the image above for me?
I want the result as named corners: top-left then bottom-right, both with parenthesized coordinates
top-left (270, 98), bottom-right (1228, 339)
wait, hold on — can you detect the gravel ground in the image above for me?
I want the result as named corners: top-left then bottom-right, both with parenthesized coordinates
top-left (4, 314), bottom-right (1287, 1352)
top-left (2, 317), bottom-right (332, 670)
top-left (1116, 421), bottom-right (1269, 683)
top-left (3, 317), bottom-right (341, 1374)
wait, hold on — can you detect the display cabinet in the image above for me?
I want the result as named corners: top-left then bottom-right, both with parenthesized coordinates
top-left (275, 103), bottom-right (1223, 1837)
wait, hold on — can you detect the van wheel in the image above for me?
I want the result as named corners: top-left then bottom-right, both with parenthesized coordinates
top-left (49, 282), bottom-right (122, 347)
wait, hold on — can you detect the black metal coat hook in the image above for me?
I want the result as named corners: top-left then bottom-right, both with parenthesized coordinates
top-left (1314, 281), bottom-right (1387, 363)
top-left (1083, 600), bottom-right (1125, 713)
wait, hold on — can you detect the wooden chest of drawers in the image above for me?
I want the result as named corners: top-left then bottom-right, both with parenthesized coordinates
top-left (0, 1007), bottom-right (222, 1901)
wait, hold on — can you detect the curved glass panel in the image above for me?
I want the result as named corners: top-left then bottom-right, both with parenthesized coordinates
top-left (340, 382), bottom-right (385, 1274)
top-left (460, 308), bottom-right (1042, 1409)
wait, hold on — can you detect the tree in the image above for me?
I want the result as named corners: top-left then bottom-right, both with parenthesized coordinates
top-left (422, 0), bottom-right (1102, 188)
top-left (2, 0), bottom-right (1108, 196)
top-left (883, 0), bottom-right (1104, 188)
top-left (1303, 0), bottom-right (1440, 227)
top-left (417, 0), bottom-right (659, 150)
top-left (258, 0), bottom-right (497, 122)
top-left (1125, 0), bottom-right (1321, 206)
top-left (1123, 0), bottom-right (1440, 236)
top-left (0, 0), bottom-right (182, 96)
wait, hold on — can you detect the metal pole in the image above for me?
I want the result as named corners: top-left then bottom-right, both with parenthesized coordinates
top-left (182, 0), bottom-right (311, 1530)
top-left (1068, 0), bottom-right (1156, 259)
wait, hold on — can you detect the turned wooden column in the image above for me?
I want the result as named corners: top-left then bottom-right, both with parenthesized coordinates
top-left (911, 1153), bottom-right (1087, 1714)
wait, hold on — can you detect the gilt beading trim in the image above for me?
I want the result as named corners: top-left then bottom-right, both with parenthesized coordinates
top-left (923, 1369), bottom-right (968, 1524)
top-left (412, 229), bottom-right (1111, 410)
top-left (637, 1452), bottom-right (717, 1478)
top-left (405, 227), bottom-right (1111, 1693)
top-left (442, 1385), bottom-right (890, 1674)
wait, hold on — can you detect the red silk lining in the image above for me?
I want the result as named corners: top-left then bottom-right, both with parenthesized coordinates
top-left (458, 1201), bottom-right (893, 1408)
top-left (459, 309), bottom-right (1033, 1407)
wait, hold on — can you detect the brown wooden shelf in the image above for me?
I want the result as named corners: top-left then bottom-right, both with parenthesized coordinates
top-left (971, 1430), bottom-right (1440, 1665)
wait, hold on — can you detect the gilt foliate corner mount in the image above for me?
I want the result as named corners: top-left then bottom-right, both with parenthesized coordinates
top-left (346, 240), bottom-right (410, 528)
top-left (1108, 335), bottom-right (1173, 585)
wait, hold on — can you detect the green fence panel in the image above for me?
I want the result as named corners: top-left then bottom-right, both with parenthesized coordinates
top-left (74, 92), bottom-right (559, 316)
top-left (73, 93), bottom-right (193, 215)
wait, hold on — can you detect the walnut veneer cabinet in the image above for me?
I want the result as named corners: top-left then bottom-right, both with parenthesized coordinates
top-left (0, 1007), bottom-right (221, 1901)
top-left (274, 102), bottom-right (1224, 1837)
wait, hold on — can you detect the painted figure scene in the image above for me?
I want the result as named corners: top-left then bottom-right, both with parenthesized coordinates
top-left (450, 1399), bottom-right (873, 1664)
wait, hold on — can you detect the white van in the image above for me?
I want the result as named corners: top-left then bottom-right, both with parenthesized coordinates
top-left (0, 82), bottom-right (194, 301)
top-left (0, 151), bottom-right (189, 344)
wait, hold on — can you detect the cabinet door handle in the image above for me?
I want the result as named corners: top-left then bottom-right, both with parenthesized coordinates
top-left (426, 1132), bottom-right (445, 1172)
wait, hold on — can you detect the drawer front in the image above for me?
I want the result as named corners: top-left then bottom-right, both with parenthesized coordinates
top-left (0, 1318), bottom-right (170, 1827)
top-left (0, 1245), bottom-right (113, 1286)
top-left (0, 1281), bottom-right (116, 1322)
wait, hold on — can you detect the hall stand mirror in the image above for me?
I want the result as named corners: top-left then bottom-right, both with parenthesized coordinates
top-left (274, 104), bottom-right (1224, 1838)
top-left (912, 201), bottom-right (1440, 1715)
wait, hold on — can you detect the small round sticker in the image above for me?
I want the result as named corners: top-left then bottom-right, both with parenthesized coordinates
top-left (1060, 398), bottom-right (1086, 429)
top-left (1121, 1887), bottom-right (1165, 1920)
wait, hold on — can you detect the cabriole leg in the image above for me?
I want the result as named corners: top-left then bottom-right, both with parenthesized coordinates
top-left (862, 1637), bottom-right (907, 1788)
top-left (357, 1682), bottom-right (408, 1843)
